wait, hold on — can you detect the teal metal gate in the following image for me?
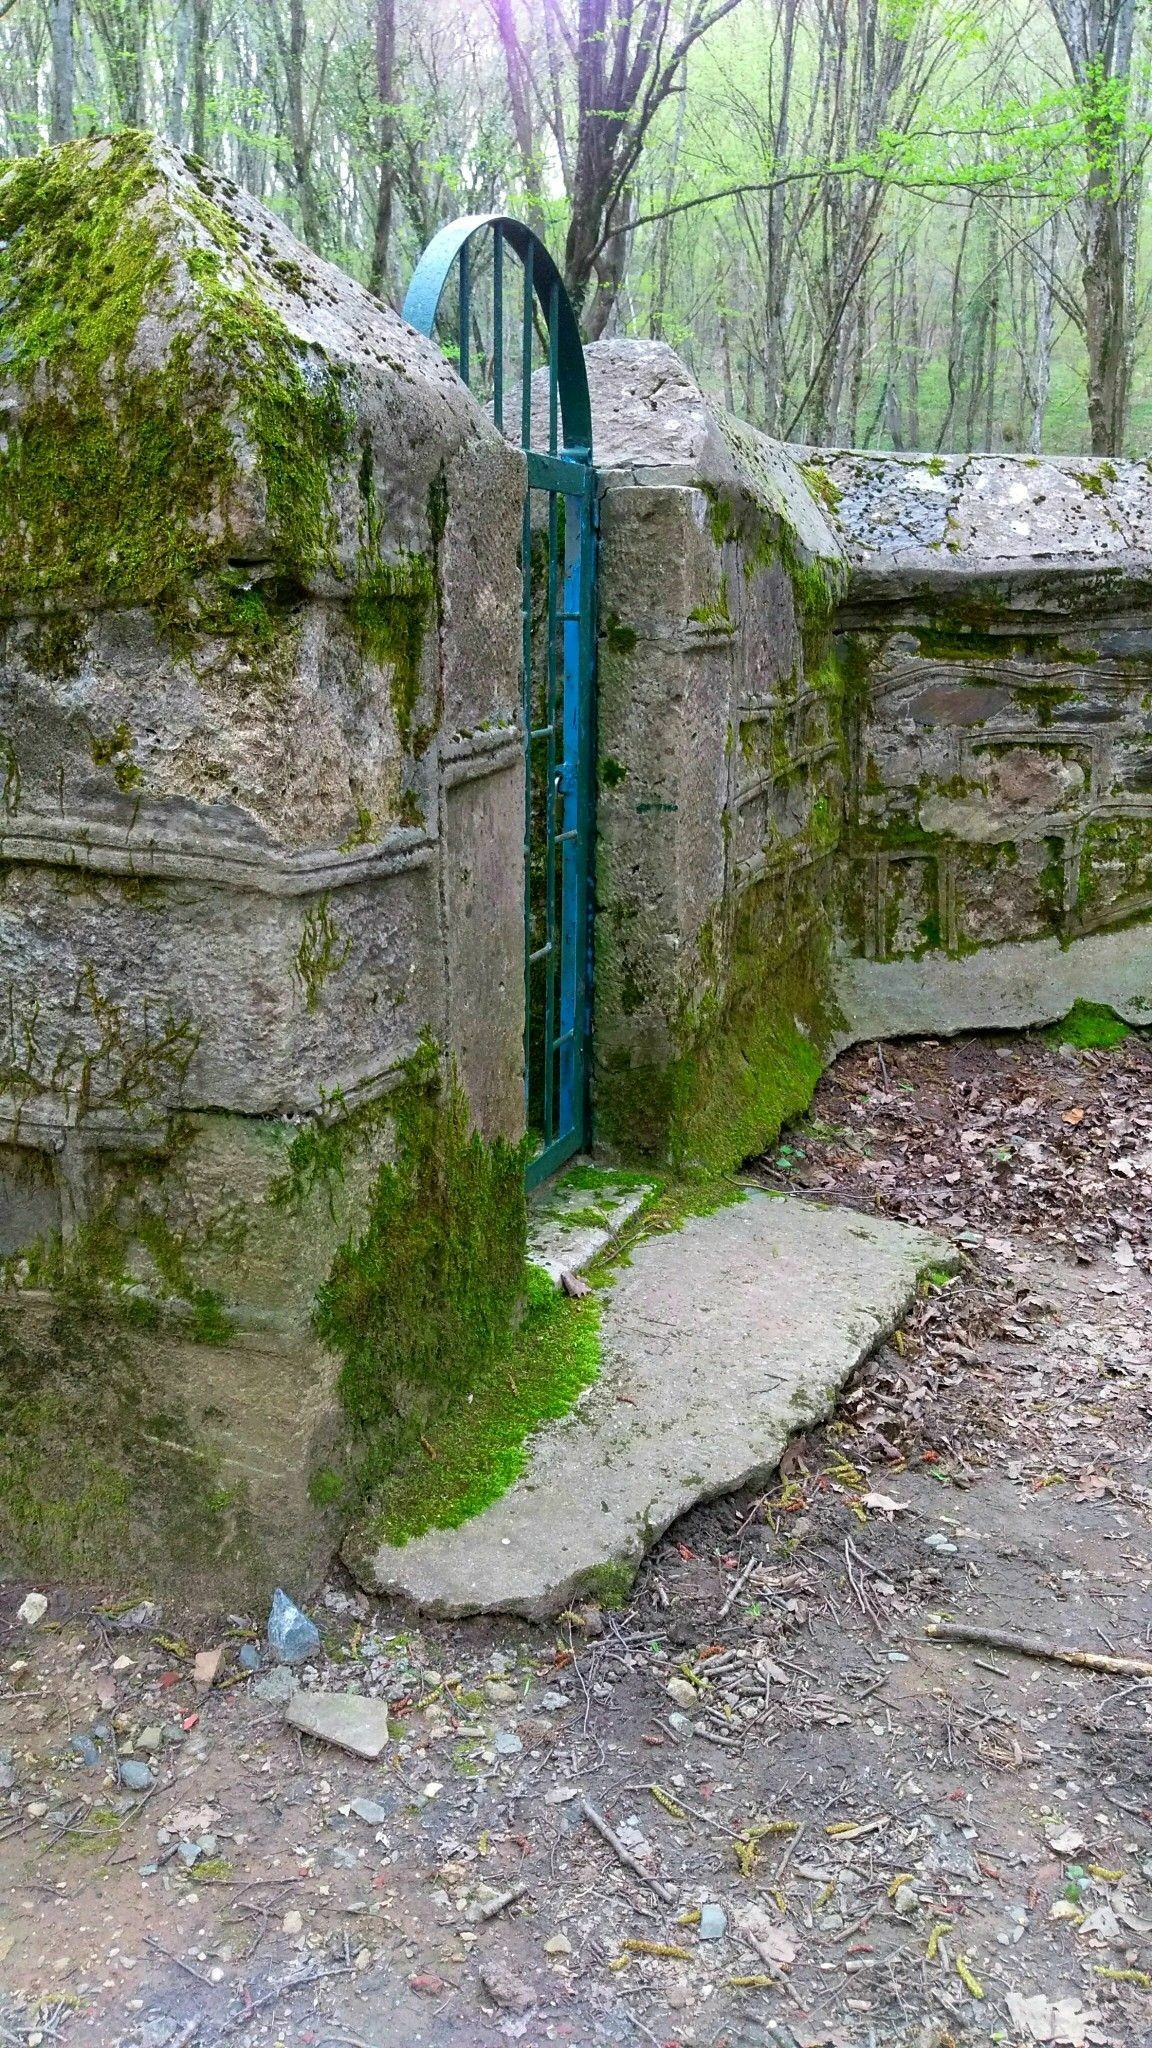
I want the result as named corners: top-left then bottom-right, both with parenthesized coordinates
top-left (404, 217), bottom-right (597, 1186)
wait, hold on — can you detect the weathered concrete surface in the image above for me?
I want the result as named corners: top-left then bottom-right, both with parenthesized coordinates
top-left (527, 1170), bottom-right (655, 1283)
top-left (356, 1192), bottom-right (950, 1619)
top-left (0, 137), bottom-right (526, 1605)
top-left (838, 925), bottom-right (1152, 1041)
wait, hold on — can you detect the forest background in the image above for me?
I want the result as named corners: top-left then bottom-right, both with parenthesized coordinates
top-left (0, 0), bottom-right (1148, 458)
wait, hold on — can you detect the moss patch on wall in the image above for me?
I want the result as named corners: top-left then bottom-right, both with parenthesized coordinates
top-left (0, 132), bottom-right (350, 617)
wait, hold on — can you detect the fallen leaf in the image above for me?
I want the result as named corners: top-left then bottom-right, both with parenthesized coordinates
top-left (1062, 1107), bottom-right (1086, 1125)
top-left (860, 1491), bottom-right (910, 1517)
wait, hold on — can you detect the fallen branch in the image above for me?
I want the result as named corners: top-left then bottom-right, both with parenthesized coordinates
top-left (580, 1798), bottom-right (678, 1904)
top-left (718, 1556), bottom-right (758, 1619)
top-left (925, 1621), bottom-right (1152, 1679)
top-left (473, 1880), bottom-right (529, 1922)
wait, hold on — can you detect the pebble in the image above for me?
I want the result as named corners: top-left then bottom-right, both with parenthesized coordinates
top-left (238, 1643), bottom-right (261, 1673)
top-left (193, 1647), bottom-right (225, 1690)
top-left (267, 1589), bottom-right (321, 1664)
top-left (17, 1592), bottom-right (48, 1626)
top-left (118, 1760), bottom-right (154, 1793)
top-left (135, 1727), bottom-right (163, 1754)
top-left (922, 1533), bottom-right (958, 1554)
top-left (666, 1677), bottom-right (698, 1710)
top-left (349, 1797), bottom-right (390, 1824)
top-left (892, 1884), bottom-right (918, 1916)
top-left (282, 1909), bottom-right (303, 1936)
top-left (539, 1689), bottom-right (568, 1712)
top-left (494, 1730), bottom-right (523, 1756)
top-left (485, 1680), bottom-right (517, 1704)
top-left (667, 1710), bottom-right (694, 1739)
top-left (544, 1933), bottom-right (572, 1956)
top-left (698, 1902), bottom-right (727, 1940)
top-left (111, 1654), bottom-right (134, 1674)
top-left (253, 1665), bottom-right (296, 1705)
top-left (177, 1840), bottom-right (202, 1868)
top-left (69, 1733), bottom-right (101, 1768)
top-left (480, 1959), bottom-right (536, 2012)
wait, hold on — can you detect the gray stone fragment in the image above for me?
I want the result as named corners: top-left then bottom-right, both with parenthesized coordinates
top-left (349, 1797), bottom-right (391, 1824)
top-left (118, 1760), bottom-right (155, 1792)
top-left (285, 1690), bottom-right (391, 1760)
top-left (69, 1733), bottom-right (101, 1768)
top-left (267, 1589), bottom-right (320, 1665)
top-left (253, 1666), bottom-right (296, 1705)
top-left (348, 1193), bottom-right (950, 1617)
top-left (177, 1840), bottom-right (201, 1868)
top-left (698, 1903), bottom-right (727, 1940)
top-left (238, 1643), bottom-right (261, 1673)
top-left (135, 1727), bottom-right (163, 1754)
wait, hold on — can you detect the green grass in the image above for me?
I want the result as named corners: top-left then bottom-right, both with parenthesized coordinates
top-left (367, 1266), bottom-right (601, 1545)
top-left (1044, 1000), bottom-right (1130, 1050)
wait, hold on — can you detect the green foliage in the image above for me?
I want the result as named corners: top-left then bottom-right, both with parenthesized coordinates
top-left (347, 557), bottom-right (437, 751)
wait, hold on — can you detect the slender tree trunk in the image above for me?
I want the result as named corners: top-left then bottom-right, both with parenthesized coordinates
top-left (190, 0), bottom-right (210, 156)
top-left (50, 0), bottom-right (74, 142)
top-left (369, 0), bottom-right (396, 298)
top-left (283, 0), bottom-right (321, 249)
top-left (1083, 164), bottom-right (1128, 452)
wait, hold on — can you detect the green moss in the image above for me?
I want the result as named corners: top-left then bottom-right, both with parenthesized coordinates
top-left (363, 1265), bottom-right (601, 1545)
top-left (294, 894), bottom-right (351, 1011)
top-left (90, 719), bottom-right (143, 792)
top-left (347, 557), bottom-right (436, 752)
top-left (570, 1558), bottom-right (636, 1610)
top-left (0, 133), bottom-right (350, 616)
top-left (603, 612), bottom-right (638, 655)
top-left (308, 1464), bottom-right (344, 1507)
top-left (600, 756), bottom-right (628, 788)
top-left (798, 461), bottom-right (842, 514)
top-left (1044, 1000), bottom-right (1129, 1049)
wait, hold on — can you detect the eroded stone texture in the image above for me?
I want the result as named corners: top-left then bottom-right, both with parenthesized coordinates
top-left (0, 136), bottom-right (525, 1602)
top-left (587, 340), bottom-right (847, 1171)
top-left (807, 448), bottom-right (1152, 1034)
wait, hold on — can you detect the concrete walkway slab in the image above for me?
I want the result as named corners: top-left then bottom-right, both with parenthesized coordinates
top-left (352, 1193), bottom-right (952, 1619)
top-left (527, 1170), bottom-right (656, 1284)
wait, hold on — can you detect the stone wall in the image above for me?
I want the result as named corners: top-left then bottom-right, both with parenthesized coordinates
top-left (816, 450), bottom-right (1152, 1040)
top-left (589, 348), bottom-right (1152, 1171)
top-left (0, 135), bottom-right (526, 1600)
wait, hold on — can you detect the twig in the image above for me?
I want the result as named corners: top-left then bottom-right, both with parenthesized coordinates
top-left (144, 1933), bottom-right (218, 1986)
top-left (474, 1881), bottom-right (529, 1921)
top-left (925, 1620), bottom-right (1152, 1678)
top-left (208, 1962), bottom-right (353, 2042)
top-left (169, 2022), bottom-right (202, 2048)
top-left (580, 1798), bottom-right (678, 1903)
top-left (718, 1556), bottom-right (758, 1619)
top-left (740, 1931), bottom-right (807, 2010)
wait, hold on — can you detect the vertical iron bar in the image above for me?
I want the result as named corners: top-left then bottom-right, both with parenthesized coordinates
top-left (548, 279), bottom-right (559, 455)
top-left (458, 241), bottom-right (471, 388)
top-left (542, 481), bottom-right (561, 1145)
top-left (521, 242), bottom-right (535, 1128)
top-left (492, 225), bottom-right (504, 431)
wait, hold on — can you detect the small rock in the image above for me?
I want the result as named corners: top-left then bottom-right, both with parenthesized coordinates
top-left (667, 1710), bottom-right (694, 1739)
top-left (666, 1677), bottom-right (697, 1710)
top-left (69, 1733), bottom-right (101, 1769)
top-left (111, 1654), bottom-right (134, 1675)
top-left (286, 1690), bottom-right (391, 1760)
top-left (479, 1959), bottom-right (536, 2012)
top-left (135, 1727), bottom-right (163, 1755)
top-left (1047, 1825), bottom-right (1086, 1857)
top-left (26, 1800), bottom-right (48, 1818)
top-left (544, 1933), bottom-right (572, 1956)
top-left (485, 1680), bottom-right (517, 1704)
top-left (118, 1760), bottom-right (154, 1793)
top-left (282, 1909), bottom-right (303, 1936)
top-left (107, 1601), bottom-right (161, 1632)
top-left (892, 1884), bottom-right (918, 1917)
top-left (267, 1589), bottom-right (321, 1665)
top-left (253, 1666), bottom-right (296, 1705)
top-left (17, 1592), bottom-right (48, 1626)
top-left (193, 1647), bottom-right (225, 1691)
top-left (0, 1764), bottom-right (14, 1791)
top-left (494, 1730), bottom-right (523, 1757)
top-left (237, 1643), bottom-right (261, 1673)
top-left (349, 1797), bottom-right (390, 1824)
top-left (698, 1902), bottom-right (727, 1940)
top-left (177, 1840), bottom-right (202, 1868)
top-left (409, 1971), bottom-right (447, 1995)
top-left (922, 1533), bottom-right (958, 1554)
top-left (539, 1689), bottom-right (568, 1712)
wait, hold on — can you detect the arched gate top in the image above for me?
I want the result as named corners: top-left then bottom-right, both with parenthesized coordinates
top-left (402, 213), bottom-right (593, 462)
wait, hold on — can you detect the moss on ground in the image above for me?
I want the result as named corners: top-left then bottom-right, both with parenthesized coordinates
top-left (363, 1266), bottom-right (601, 1545)
top-left (1044, 1000), bottom-right (1130, 1049)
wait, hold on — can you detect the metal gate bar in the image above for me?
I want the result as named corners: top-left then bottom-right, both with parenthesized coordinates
top-left (403, 215), bottom-right (596, 1186)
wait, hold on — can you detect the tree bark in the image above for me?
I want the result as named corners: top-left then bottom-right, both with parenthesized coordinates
top-left (190, 0), bottom-right (210, 157)
top-left (368, 0), bottom-right (397, 298)
top-left (50, 0), bottom-right (74, 142)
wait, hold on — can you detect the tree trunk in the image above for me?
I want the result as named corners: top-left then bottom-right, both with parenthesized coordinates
top-left (190, 0), bottom-right (210, 157)
top-left (284, 0), bottom-right (321, 249)
top-left (369, 0), bottom-right (397, 298)
top-left (50, 0), bottom-right (74, 142)
top-left (1083, 170), bottom-right (1128, 453)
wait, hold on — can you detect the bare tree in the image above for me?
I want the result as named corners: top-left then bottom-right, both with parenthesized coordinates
top-left (89, 0), bottom-right (150, 126)
top-left (49, 0), bottom-right (73, 141)
top-left (1044, 0), bottom-right (1139, 452)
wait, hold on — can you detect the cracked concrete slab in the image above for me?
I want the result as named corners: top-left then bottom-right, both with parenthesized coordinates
top-left (351, 1192), bottom-right (952, 1619)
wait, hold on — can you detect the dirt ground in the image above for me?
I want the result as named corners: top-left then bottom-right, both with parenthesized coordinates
top-left (3, 1025), bottom-right (1152, 2048)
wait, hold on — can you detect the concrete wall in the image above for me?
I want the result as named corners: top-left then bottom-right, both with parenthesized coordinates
top-left (0, 136), bottom-right (526, 1599)
top-left (589, 346), bottom-right (1152, 1170)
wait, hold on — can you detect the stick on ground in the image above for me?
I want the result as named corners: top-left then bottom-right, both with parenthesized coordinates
top-left (580, 1798), bottom-right (678, 1904)
top-left (926, 1621), bottom-right (1152, 1679)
